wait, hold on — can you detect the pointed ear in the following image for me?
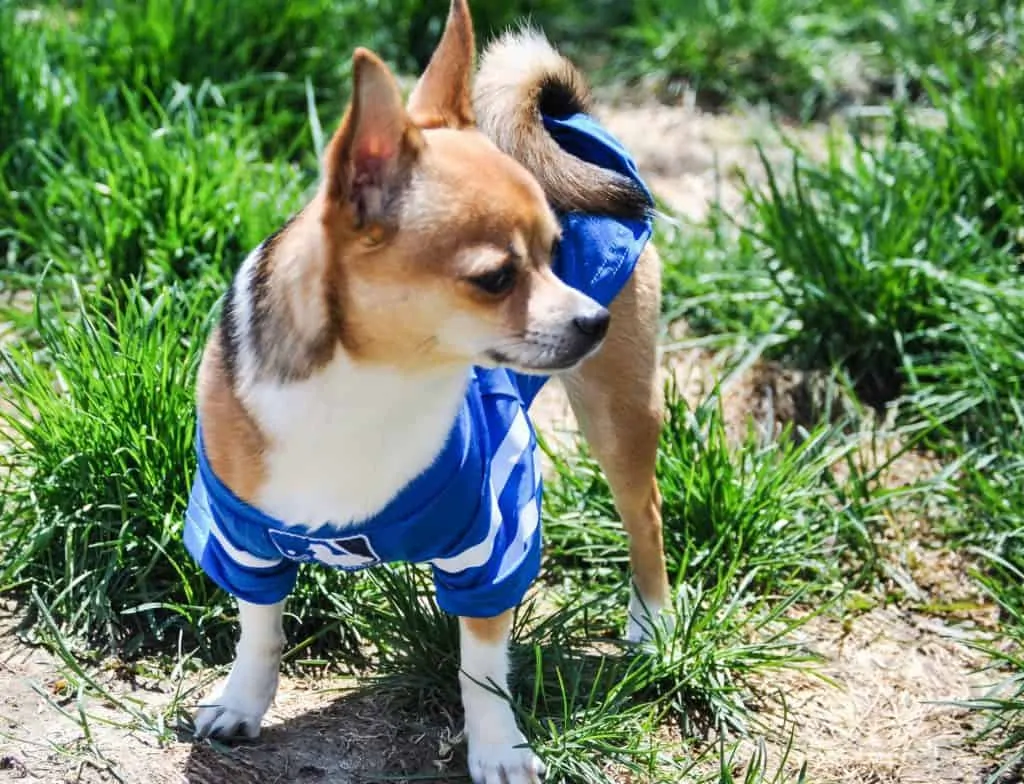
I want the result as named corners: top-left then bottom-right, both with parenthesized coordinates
top-left (406, 0), bottom-right (476, 129)
top-left (326, 48), bottom-right (423, 231)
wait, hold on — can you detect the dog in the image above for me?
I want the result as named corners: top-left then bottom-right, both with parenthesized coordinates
top-left (184, 2), bottom-right (670, 781)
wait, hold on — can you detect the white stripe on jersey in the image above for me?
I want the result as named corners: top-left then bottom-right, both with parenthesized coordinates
top-left (430, 489), bottom-right (504, 573)
top-left (207, 513), bottom-right (285, 569)
top-left (431, 408), bottom-right (533, 575)
top-left (494, 448), bottom-right (544, 582)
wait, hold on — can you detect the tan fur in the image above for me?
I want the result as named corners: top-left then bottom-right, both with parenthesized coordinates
top-left (463, 609), bottom-right (514, 644)
top-left (561, 244), bottom-right (670, 609)
top-left (407, 0), bottom-right (476, 129)
top-left (473, 29), bottom-right (650, 219)
top-left (196, 332), bottom-right (267, 504)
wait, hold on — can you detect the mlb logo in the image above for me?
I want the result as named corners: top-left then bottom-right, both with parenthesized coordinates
top-left (269, 530), bottom-right (382, 571)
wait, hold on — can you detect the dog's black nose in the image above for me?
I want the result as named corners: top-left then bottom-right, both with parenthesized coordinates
top-left (573, 308), bottom-right (611, 341)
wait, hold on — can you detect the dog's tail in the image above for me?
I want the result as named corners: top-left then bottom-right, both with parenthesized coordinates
top-left (473, 28), bottom-right (651, 220)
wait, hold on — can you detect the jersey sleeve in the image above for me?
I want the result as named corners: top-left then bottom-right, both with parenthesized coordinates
top-left (430, 393), bottom-right (545, 619)
top-left (430, 505), bottom-right (542, 618)
top-left (183, 471), bottom-right (299, 605)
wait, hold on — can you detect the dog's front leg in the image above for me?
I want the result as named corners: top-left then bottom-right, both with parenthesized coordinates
top-left (194, 599), bottom-right (285, 740)
top-left (459, 612), bottom-right (544, 784)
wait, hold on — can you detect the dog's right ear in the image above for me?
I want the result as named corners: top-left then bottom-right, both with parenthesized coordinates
top-left (325, 48), bottom-right (424, 233)
top-left (406, 0), bottom-right (475, 129)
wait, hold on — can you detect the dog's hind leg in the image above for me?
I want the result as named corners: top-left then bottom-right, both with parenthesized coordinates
top-left (559, 244), bottom-right (672, 641)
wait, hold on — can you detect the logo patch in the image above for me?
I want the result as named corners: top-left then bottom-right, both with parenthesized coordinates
top-left (268, 530), bottom-right (381, 572)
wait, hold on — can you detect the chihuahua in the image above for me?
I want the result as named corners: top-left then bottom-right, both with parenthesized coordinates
top-left (184, 2), bottom-right (670, 782)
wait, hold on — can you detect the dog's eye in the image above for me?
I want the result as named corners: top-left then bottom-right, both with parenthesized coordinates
top-left (468, 264), bottom-right (517, 296)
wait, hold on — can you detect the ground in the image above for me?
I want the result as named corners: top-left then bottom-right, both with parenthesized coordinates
top-left (0, 101), bottom-right (1003, 784)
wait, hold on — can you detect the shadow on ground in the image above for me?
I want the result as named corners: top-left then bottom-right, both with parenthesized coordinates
top-left (182, 689), bottom-right (462, 783)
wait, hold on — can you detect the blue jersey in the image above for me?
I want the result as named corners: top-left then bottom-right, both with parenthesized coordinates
top-left (183, 112), bottom-right (653, 619)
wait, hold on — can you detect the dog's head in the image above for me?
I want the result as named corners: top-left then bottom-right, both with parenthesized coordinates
top-left (320, 0), bottom-right (609, 375)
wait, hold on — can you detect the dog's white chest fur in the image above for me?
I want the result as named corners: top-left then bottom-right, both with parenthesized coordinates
top-left (240, 356), bottom-right (468, 529)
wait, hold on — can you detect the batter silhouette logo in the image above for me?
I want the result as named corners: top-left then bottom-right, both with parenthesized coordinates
top-left (268, 530), bottom-right (382, 571)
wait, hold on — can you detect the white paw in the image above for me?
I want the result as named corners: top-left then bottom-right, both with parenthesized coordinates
top-left (626, 591), bottom-right (673, 644)
top-left (194, 701), bottom-right (265, 740)
top-left (193, 660), bottom-right (279, 740)
top-left (467, 735), bottom-right (545, 784)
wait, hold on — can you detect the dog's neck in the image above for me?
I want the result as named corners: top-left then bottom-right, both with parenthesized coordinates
top-left (230, 214), bottom-right (472, 528)
top-left (230, 203), bottom-right (343, 385)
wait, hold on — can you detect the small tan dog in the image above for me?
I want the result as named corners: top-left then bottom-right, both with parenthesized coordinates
top-left (184, 2), bottom-right (670, 781)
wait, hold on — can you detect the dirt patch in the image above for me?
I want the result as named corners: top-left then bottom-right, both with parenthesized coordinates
top-left (750, 608), bottom-right (996, 784)
top-left (0, 608), bottom-right (455, 783)
top-left (594, 99), bottom-right (834, 220)
top-left (180, 688), bottom-right (456, 784)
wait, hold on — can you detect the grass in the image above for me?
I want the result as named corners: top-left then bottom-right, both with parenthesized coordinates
top-left (544, 386), bottom-right (870, 599)
top-left (4, 92), bottom-right (311, 296)
top-left (935, 413), bottom-right (1024, 778)
top-left (653, 37), bottom-right (1024, 778)
top-left (617, 0), bottom-right (1023, 119)
top-left (1, 0), bottom-right (1024, 781)
top-left (0, 282), bottom-right (218, 655)
top-left (622, 0), bottom-right (882, 116)
top-left (746, 134), bottom-right (998, 405)
top-left (658, 209), bottom-right (784, 339)
top-left (674, 65), bottom-right (1022, 410)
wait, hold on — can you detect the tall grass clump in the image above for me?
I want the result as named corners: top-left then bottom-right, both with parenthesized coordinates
top-left (0, 283), bottom-right (213, 653)
top-left (5, 92), bottom-right (310, 294)
top-left (618, 0), bottom-right (1022, 118)
top-left (941, 416), bottom-right (1024, 777)
top-left (743, 82), bottom-right (1020, 406)
top-left (0, 283), bottom-right (368, 664)
top-left (904, 279), bottom-right (1024, 444)
top-left (17, 0), bottom-right (627, 159)
top-left (658, 210), bottom-right (784, 338)
top-left (544, 387), bottom-right (867, 599)
top-left (621, 0), bottom-right (878, 116)
top-left (0, 3), bottom-right (81, 263)
top-left (0, 4), bottom-right (77, 159)
top-left (927, 65), bottom-right (1024, 252)
top-left (892, 0), bottom-right (1024, 96)
top-left (51, 0), bottom-right (367, 154)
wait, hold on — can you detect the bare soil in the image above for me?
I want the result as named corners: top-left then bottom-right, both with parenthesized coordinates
top-left (1, 609), bottom-right (455, 783)
top-left (0, 102), bottom-right (1002, 783)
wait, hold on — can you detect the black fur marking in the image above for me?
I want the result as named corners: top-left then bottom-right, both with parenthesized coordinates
top-left (538, 74), bottom-right (587, 118)
top-left (247, 214), bottom-right (297, 363)
top-left (220, 275), bottom-right (240, 382)
top-left (240, 211), bottom-right (344, 383)
top-left (602, 172), bottom-right (655, 220)
top-left (247, 239), bottom-right (274, 355)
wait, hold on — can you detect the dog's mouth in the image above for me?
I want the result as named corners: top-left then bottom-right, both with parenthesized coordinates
top-left (483, 334), bottom-right (606, 375)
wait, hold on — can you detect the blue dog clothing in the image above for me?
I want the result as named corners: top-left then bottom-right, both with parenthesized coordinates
top-left (183, 112), bottom-right (653, 619)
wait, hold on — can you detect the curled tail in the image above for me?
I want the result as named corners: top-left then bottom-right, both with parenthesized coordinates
top-left (473, 29), bottom-right (651, 220)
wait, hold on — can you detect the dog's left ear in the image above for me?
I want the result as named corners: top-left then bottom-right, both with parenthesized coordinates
top-left (406, 0), bottom-right (476, 129)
